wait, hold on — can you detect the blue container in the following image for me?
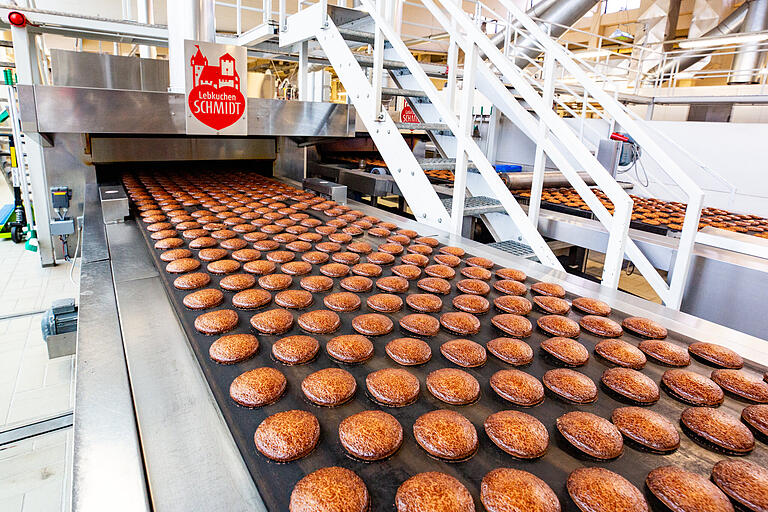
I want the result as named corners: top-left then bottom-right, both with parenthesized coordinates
top-left (495, 164), bottom-right (523, 173)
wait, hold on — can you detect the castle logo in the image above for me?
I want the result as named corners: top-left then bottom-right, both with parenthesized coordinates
top-left (184, 40), bottom-right (248, 135)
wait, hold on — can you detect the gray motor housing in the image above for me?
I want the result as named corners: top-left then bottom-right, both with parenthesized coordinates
top-left (41, 298), bottom-right (78, 339)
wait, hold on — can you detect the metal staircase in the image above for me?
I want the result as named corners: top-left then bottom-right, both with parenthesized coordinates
top-left (279, 0), bottom-right (705, 309)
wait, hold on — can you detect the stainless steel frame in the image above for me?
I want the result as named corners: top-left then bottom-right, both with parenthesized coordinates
top-left (74, 177), bottom-right (768, 511)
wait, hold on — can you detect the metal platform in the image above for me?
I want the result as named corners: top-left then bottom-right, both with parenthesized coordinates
top-left (441, 195), bottom-right (505, 216)
top-left (487, 239), bottom-right (537, 259)
top-left (415, 157), bottom-right (476, 170)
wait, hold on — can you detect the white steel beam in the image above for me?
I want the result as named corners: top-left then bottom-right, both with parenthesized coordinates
top-left (529, 51), bottom-right (554, 227)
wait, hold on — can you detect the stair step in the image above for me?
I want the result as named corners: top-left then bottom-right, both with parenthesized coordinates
top-left (395, 122), bottom-right (449, 131)
top-left (382, 87), bottom-right (428, 98)
top-left (441, 196), bottom-right (505, 216)
top-left (415, 157), bottom-right (477, 170)
top-left (488, 239), bottom-right (537, 260)
top-left (338, 28), bottom-right (375, 45)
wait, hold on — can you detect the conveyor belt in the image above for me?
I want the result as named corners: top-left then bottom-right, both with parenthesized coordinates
top-left (130, 177), bottom-right (768, 511)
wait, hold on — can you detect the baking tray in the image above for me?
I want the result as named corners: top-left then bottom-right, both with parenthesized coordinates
top-left (131, 189), bottom-right (768, 511)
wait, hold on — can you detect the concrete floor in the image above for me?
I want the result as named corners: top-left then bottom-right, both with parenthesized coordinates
top-left (0, 177), bottom-right (74, 512)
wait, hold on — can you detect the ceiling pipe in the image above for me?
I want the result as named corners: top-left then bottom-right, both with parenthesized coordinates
top-left (167, 0), bottom-right (216, 93)
top-left (729, 0), bottom-right (768, 84)
top-left (488, 0), bottom-right (559, 50)
top-left (652, 2), bottom-right (750, 78)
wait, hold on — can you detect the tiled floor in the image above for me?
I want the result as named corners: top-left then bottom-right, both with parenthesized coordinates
top-left (1, 178), bottom-right (74, 511)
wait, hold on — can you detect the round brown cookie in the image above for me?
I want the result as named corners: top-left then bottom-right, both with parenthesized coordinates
top-left (244, 232), bottom-right (269, 243)
top-left (339, 410), bottom-right (403, 461)
top-left (219, 273), bottom-right (256, 291)
top-left (343, 226), bottom-right (364, 237)
top-left (351, 263), bottom-right (383, 277)
top-left (487, 338), bottom-right (534, 366)
top-left (456, 278), bottom-right (490, 295)
top-left (194, 309), bottom-right (239, 335)
top-left (281, 261), bottom-right (313, 276)
top-left (496, 267), bottom-right (527, 281)
top-left (386, 338), bottom-right (432, 366)
top-left (351, 313), bottom-right (394, 336)
top-left (541, 337), bottom-right (589, 366)
top-left (209, 334), bottom-right (259, 364)
top-left (300, 275), bottom-right (334, 292)
top-left (579, 315), bottom-right (623, 337)
top-left (440, 246), bottom-right (465, 257)
top-left (426, 368), bottom-right (480, 405)
top-left (258, 273), bottom-right (292, 291)
top-left (742, 404), bottom-right (768, 437)
top-left (254, 410), bottom-right (319, 462)
top-left (639, 339), bottom-right (690, 366)
top-left (174, 272), bottom-right (211, 290)
top-left (274, 289), bottom-right (314, 309)
top-left (451, 294), bottom-right (489, 314)
top-left (316, 242), bottom-right (341, 253)
top-left (414, 236), bottom-right (438, 247)
top-left (712, 459), bottom-right (768, 512)
top-left (611, 406), bottom-right (680, 452)
top-left (147, 221), bottom-right (173, 232)
top-left (440, 339), bottom-right (487, 368)
top-left (229, 367), bottom-right (286, 407)
top-left (154, 237), bottom-right (185, 249)
top-left (332, 251), bottom-right (360, 265)
top-left (484, 410), bottom-right (549, 459)
top-left (319, 262), bottom-right (350, 278)
top-left (327, 334), bottom-right (374, 363)
top-left (272, 232), bottom-right (297, 243)
top-left (465, 255), bottom-right (493, 268)
top-left (538, 315), bottom-right (581, 338)
top-left (491, 314), bottom-right (533, 338)
top-left (302, 368), bottom-right (356, 406)
top-left (424, 264), bottom-right (456, 280)
top-left (183, 288), bottom-right (224, 309)
top-left (689, 342), bottom-right (744, 369)
top-left (323, 292), bottom-right (362, 313)
top-left (378, 242), bottom-right (404, 255)
top-left (368, 251), bottom-right (396, 265)
top-left (601, 367), bottom-right (659, 404)
top-left (416, 277), bottom-right (451, 295)
top-left (243, 260), bottom-right (276, 275)
top-left (461, 266), bottom-right (492, 281)
top-left (646, 466), bottom-right (734, 512)
top-left (366, 368), bottom-right (420, 406)
top-left (160, 248), bottom-right (192, 262)
top-left (481, 468), bottom-right (560, 512)
top-left (407, 244), bottom-right (432, 256)
top-left (188, 237), bottom-right (216, 249)
top-left (340, 276), bottom-right (373, 293)
top-left (396, 472), bottom-right (473, 512)
top-left (301, 251), bottom-right (330, 265)
top-left (711, 369), bottom-right (768, 403)
top-left (662, 369), bottom-right (724, 406)
top-left (622, 316), bottom-right (668, 339)
top-left (377, 276), bottom-right (410, 293)
top-left (207, 259), bottom-right (241, 275)
top-left (543, 368), bottom-right (597, 403)
top-left (557, 411), bottom-right (623, 459)
top-left (493, 279), bottom-right (527, 296)
top-left (433, 253), bottom-right (461, 267)
top-left (197, 247), bottom-right (229, 262)
top-left (413, 409), bottom-right (478, 461)
top-left (594, 339), bottom-right (647, 369)
top-left (210, 229), bottom-right (237, 240)
top-left (249, 308), bottom-right (294, 334)
top-left (273, 335), bottom-right (320, 364)
top-left (533, 296), bottom-right (571, 315)
top-left (175, 221), bottom-right (201, 231)
top-left (166, 258), bottom-right (202, 273)
top-left (440, 312), bottom-right (481, 335)
top-left (399, 313), bottom-right (440, 336)
top-left (391, 264), bottom-right (422, 280)
top-left (297, 309), bottom-right (341, 334)
top-left (363, 293), bottom-right (401, 313)
top-left (567, 467), bottom-right (648, 512)
top-left (494, 295), bottom-right (533, 315)
top-left (531, 281), bottom-right (566, 298)
top-left (285, 240), bottom-right (312, 252)
top-left (368, 227), bottom-right (390, 238)
top-left (220, 238), bottom-right (247, 251)
top-left (405, 293), bottom-right (443, 313)
top-left (681, 407), bottom-right (755, 454)
top-left (231, 288), bottom-right (272, 309)
top-left (572, 297), bottom-right (611, 316)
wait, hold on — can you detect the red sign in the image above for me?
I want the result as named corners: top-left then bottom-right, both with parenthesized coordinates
top-left (400, 105), bottom-right (419, 124)
top-left (185, 41), bottom-right (248, 135)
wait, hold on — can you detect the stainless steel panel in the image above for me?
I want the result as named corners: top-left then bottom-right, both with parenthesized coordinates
top-left (73, 260), bottom-right (150, 512)
top-left (338, 168), bottom-right (394, 196)
top-left (105, 221), bottom-right (159, 283)
top-left (51, 49), bottom-right (142, 90)
top-left (274, 136), bottom-right (305, 181)
top-left (99, 185), bottom-right (129, 223)
top-left (303, 177), bottom-right (347, 203)
top-left (107, 222), bottom-right (265, 511)
top-left (139, 58), bottom-right (170, 92)
top-left (31, 86), bottom-right (355, 137)
top-left (82, 183), bottom-right (109, 264)
top-left (17, 84), bottom-right (37, 133)
top-left (90, 137), bottom-right (276, 163)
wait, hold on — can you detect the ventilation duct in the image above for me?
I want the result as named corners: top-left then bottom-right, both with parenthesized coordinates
top-left (729, 0), bottom-right (768, 84)
top-left (652, 2), bottom-right (750, 79)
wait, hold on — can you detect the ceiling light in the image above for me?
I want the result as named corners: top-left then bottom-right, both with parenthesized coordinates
top-left (575, 49), bottom-right (613, 59)
top-left (678, 32), bottom-right (768, 49)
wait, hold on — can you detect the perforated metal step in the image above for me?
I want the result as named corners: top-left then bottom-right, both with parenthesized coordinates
top-left (415, 157), bottom-right (478, 170)
top-left (440, 196), bottom-right (504, 216)
top-left (395, 122), bottom-right (449, 131)
top-left (488, 239), bottom-right (537, 260)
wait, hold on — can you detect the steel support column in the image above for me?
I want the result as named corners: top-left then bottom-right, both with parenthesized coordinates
top-left (167, 0), bottom-right (216, 93)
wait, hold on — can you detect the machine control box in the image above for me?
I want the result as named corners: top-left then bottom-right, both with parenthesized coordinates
top-left (50, 218), bottom-right (75, 236)
top-left (99, 185), bottom-right (129, 224)
top-left (50, 186), bottom-right (72, 209)
top-left (303, 177), bottom-right (347, 204)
